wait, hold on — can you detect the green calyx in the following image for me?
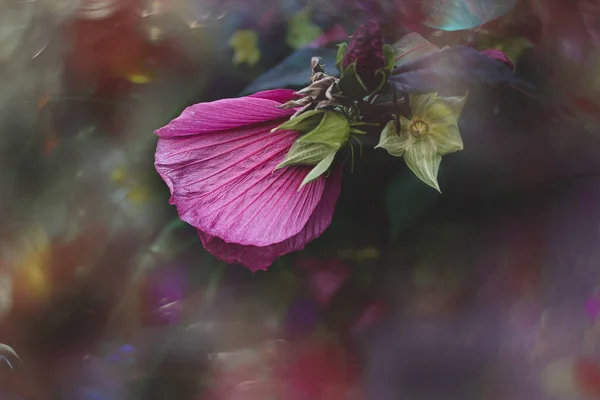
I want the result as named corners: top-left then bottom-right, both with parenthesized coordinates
top-left (273, 110), bottom-right (350, 188)
top-left (336, 43), bottom-right (396, 100)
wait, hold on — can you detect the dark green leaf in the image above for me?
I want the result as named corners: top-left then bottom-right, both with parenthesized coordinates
top-left (240, 48), bottom-right (338, 95)
top-left (386, 170), bottom-right (441, 241)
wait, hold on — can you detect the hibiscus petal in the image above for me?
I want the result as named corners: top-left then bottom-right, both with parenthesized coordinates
top-left (156, 121), bottom-right (327, 246)
top-left (197, 166), bottom-right (343, 272)
top-left (155, 90), bottom-right (297, 137)
top-left (248, 89), bottom-right (299, 103)
top-left (155, 90), bottom-right (331, 247)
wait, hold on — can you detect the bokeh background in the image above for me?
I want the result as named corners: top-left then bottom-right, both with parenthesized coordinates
top-left (2, 0), bottom-right (600, 399)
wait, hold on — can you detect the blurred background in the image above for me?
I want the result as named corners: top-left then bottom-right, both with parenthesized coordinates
top-left (2, 0), bottom-right (600, 399)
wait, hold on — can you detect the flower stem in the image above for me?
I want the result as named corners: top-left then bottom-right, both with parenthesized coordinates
top-left (358, 98), bottom-right (406, 115)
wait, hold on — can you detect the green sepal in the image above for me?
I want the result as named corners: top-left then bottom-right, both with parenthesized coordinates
top-left (271, 110), bottom-right (324, 133)
top-left (371, 69), bottom-right (388, 94)
top-left (338, 62), bottom-right (369, 100)
top-left (275, 111), bottom-right (350, 183)
top-left (276, 140), bottom-right (334, 169)
top-left (295, 110), bottom-right (350, 148)
top-left (336, 43), bottom-right (349, 73)
top-left (350, 127), bottom-right (366, 135)
top-left (383, 44), bottom-right (395, 74)
top-left (338, 60), bottom-right (389, 100)
top-left (300, 151), bottom-right (336, 188)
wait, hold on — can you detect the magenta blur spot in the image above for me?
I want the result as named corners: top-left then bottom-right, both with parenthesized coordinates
top-left (480, 48), bottom-right (515, 70)
top-left (140, 265), bottom-right (187, 326)
top-left (284, 297), bottom-right (321, 337)
top-left (585, 294), bottom-right (600, 320)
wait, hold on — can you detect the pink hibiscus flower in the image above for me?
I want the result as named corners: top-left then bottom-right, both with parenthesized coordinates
top-left (154, 89), bottom-right (343, 272)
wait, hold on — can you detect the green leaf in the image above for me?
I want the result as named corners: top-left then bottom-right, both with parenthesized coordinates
top-left (392, 32), bottom-right (439, 65)
top-left (286, 6), bottom-right (323, 49)
top-left (299, 150), bottom-right (336, 188)
top-left (336, 43), bottom-right (348, 72)
top-left (385, 171), bottom-right (440, 241)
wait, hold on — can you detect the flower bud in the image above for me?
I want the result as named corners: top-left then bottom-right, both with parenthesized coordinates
top-left (341, 20), bottom-right (385, 92)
